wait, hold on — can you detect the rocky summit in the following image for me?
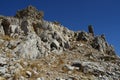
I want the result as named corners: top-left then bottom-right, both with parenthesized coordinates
top-left (0, 5), bottom-right (120, 80)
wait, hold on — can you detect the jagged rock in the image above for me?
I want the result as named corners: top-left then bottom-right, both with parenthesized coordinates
top-left (21, 20), bottom-right (29, 35)
top-left (9, 24), bottom-right (20, 36)
top-left (62, 64), bottom-right (75, 71)
top-left (91, 36), bottom-right (115, 55)
top-left (0, 6), bottom-right (119, 80)
top-left (71, 61), bottom-right (82, 71)
top-left (39, 31), bottom-right (48, 42)
top-left (15, 5), bottom-right (44, 19)
top-left (26, 71), bottom-right (32, 78)
top-left (64, 41), bottom-right (70, 49)
top-left (105, 45), bottom-right (116, 56)
top-left (1, 19), bottom-right (10, 36)
top-left (3, 73), bottom-right (11, 78)
top-left (82, 62), bottom-right (105, 76)
top-left (37, 77), bottom-right (45, 80)
top-left (53, 21), bottom-right (61, 25)
top-left (0, 57), bottom-right (7, 66)
top-left (76, 31), bottom-right (89, 41)
top-left (0, 67), bottom-right (8, 75)
top-left (32, 22), bottom-right (43, 35)
top-left (0, 24), bottom-right (4, 35)
top-left (91, 36), bottom-right (107, 53)
top-left (13, 33), bottom-right (43, 59)
top-left (50, 40), bottom-right (60, 50)
top-left (88, 25), bottom-right (94, 36)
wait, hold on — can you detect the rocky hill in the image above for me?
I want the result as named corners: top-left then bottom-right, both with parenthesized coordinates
top-left (0, 6), bottom-right (120, 80)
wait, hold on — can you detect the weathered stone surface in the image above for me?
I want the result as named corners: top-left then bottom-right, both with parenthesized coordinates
top-left (91, 36), bottom-right (115, 55)
top-left (21, 20), bottom-right (29, 35)
top-left (0, 67), bottom-right (8, 75)
top-left (13, 33), bottom-right (42, 59)
top-left (88, 25), bottom-right (94, 36)
top-left (1, 19), bottom-right (10, 36)
top-left (26, 71), bottom-right (32, 78)
top-left (15, 5), bottom-right (44, 19)
top-left (0, 6), bottom-right (119, 80)
top-left (50, 40), bottom-right (60, 50)
top-left (76, 31), bottom-right (89, 41)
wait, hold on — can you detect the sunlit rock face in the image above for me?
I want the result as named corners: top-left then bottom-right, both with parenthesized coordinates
top-left (0, 6), bottom-right (119, 80)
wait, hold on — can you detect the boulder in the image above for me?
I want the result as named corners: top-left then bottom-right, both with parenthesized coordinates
top-left (13, 33), bottom-right (43, 59)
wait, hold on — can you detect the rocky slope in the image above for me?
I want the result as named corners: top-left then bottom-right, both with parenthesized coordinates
top-left (0, 6), bottom-right (120, 80)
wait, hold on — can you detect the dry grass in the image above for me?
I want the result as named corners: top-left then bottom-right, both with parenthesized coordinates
top-left (1, 35), bottom-right (14, 41)
top-left (0, 77), bottom-right (6, 80)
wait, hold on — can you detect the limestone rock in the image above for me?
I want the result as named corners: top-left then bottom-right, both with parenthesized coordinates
top-left (1, 19), bottom-right (10, 36)
top-left (88, 25), bottom-right (94, 36)
top-left (50, 40), bottom-right (60, 50)
top-left (13, 33), bottom-right (43, 59)
top-left (0, 6), bottom-right (119, 80)
top-left (76, 31), bottom-right (89, 41)
top-left (91, 36), bottom-right (115, 55)
top-left (26, 71), bottom-right (32, 78)
top-left (15, 5), bottom-right (44, 19)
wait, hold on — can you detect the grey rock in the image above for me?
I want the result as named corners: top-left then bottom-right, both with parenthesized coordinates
top-left (32, 22), bottom-right (43, 35)
top-left (26, 71), bottom-right (32, 78)
top-left (40, 31), bottom-right (48, 42)
top-left (63, 64), bottom-right (75, 71)
top-left (13, 33), bottom-right (42, 59)
top-left (0, 6), bottom-right (119, 80)
top-left (3, 73), bottom-right (11, 78)
top-left (0, 67), bottom-right (8, 75)
top-left (1, 18), bottom-right (11, 36)
top-left (91, 36), bottom-right (106, 52)
top-left (21, 20), bottom-right (29, 35)
top-left (91, 36), bottom-right (115, 55)
top-left (76, 31), bottom-right (89, 41)
top-left (82, 62), bottom-right (105, 76)
top-left (37, 77), bottom-right (44, 80)
top-left (50, 40), bottom-right (60, 50)
top-left (0, 24), bottom-right (4, 35)
top-left (0, 57), bottom-right (7, 66)
top-left (64, 41), bottom-right (70, 49)
top-left (71, 61), bottom-right (82, 71)
top-left (88, 25), bottom-right (94, 36)
top-left (15, 5), bottom-right (43, 19)
top-left (19, 76), bottom-right (27, 80)
top-left (15, 63), bottom-right (23, 69)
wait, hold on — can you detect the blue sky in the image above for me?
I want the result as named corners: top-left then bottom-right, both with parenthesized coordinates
top-left (0, 0), bottom-right (120, 56)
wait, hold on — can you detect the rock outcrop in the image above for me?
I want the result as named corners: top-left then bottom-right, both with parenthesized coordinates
top-left (0, 6), bottom-right (119, 80)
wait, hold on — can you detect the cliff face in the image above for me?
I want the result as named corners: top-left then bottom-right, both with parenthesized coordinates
top-left (0, 6), bottom-right (120, 80)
